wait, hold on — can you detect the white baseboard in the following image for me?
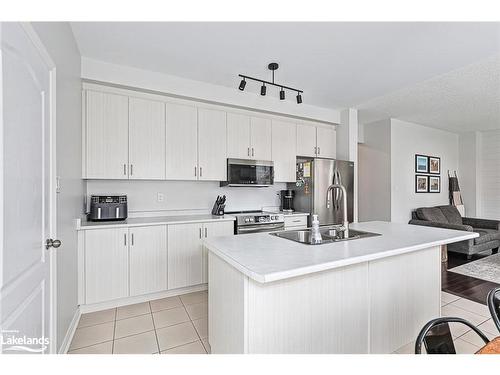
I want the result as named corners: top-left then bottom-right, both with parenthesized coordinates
top-left (58, 307), bottom-right (81, 354)
top-left (79, 284), bottom-right (208, 314)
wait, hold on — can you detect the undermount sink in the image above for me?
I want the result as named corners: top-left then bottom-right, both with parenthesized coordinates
top-left (270, 227), bottom-right (381, 245)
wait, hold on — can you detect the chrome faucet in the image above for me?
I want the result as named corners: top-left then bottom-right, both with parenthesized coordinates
top-left (326, 183), bottom-right (349, 237)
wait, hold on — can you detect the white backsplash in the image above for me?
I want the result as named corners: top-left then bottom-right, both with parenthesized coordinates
top-left (85, 180), bottom-right (287, 217)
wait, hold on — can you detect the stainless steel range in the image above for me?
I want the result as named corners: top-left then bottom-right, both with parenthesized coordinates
top-left (229, 211), bottom-right (285, 234)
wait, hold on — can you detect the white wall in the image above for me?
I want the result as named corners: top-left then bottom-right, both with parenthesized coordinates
top-left (32, 22), bottom-right (83, 351)
top-left (358, 119), bottom-right (392, 222)
top-left (458, 132), bottom-right (480, 216)
top-left (86, 180), bottom-right (287, 216)
top-left (479, 130), bottom-right (500, 219)
top-left (390, 119), bottom-right (459, 223)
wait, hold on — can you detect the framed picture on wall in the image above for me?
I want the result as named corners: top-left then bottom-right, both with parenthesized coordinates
top-left (429, 156), bottom-right (441, 174)
top-left (415, 175), bottom-right (429, 193)
top-left (415, 154), bottom-right (429, 173)
top-left (429, 176), bottom-right (441, 193)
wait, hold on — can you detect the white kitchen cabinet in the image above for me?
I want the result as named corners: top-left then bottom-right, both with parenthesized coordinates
top-left (168, 223), bottom-right (203, 289)
top-left (316, 126), bottom-right (337, 159)
top-left (129, 225), bottom-right (168, 296)
top-left (129, 97), bottom-right (166, 179)
top-left (84, 228), bottom-right (129, 304)
top-left (227, 112), bottom-right (251, 159)
top-left (198, 108), bottom-right (227, 181)
top-left (250, 117), bottom-right (272, 160)
top-left (85, 91), bottom-right (129, 179)
top-left (201, 221), bottom-right (234, 283)
top-left (284, 215), bottom-right (308, 230)
top-left (271, 120), bottom-right (297, 182)
top-left (166, 102), bottom-right (198, 180)
top-left (296, 123), bottom-right (317, 158)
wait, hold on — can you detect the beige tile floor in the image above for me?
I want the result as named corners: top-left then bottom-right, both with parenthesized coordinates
top-left (393, 291), bottom-right (499, 354)
top-left (69, 289), bottom-right (499, 354)
top-left (68, 290), bottom-right (210, 354)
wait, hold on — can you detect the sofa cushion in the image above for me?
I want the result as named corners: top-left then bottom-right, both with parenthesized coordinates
top-left (416, 207), bottom-right (448, 223)
top-left (438, 205), bottom-right (463, 225)
top-left (473, 228), bottom-right (500, 245)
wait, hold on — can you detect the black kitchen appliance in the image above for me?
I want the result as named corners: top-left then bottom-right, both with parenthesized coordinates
top-left (280, 189), bottom-right (295, 212)
top-left (220, 158), bottom-right (274, 187)
top-left (88, 195), bottom-right (128, 221)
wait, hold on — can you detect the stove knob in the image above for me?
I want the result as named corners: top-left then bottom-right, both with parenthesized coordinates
top-left (244, 218), bottom-right (250, 223)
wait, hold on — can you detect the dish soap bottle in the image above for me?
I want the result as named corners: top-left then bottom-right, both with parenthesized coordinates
top-left (310, 214), bottom-right (322, 244)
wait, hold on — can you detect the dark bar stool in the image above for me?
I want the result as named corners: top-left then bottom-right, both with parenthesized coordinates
top-left (487, 287), bottom-right (500, 333)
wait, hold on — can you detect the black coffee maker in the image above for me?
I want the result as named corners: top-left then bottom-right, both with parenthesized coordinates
top-left (280, 189), bottom-right (295, 212)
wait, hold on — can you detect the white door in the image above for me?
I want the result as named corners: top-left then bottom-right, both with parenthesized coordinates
top-left (198, 108), bottom-right (227, 181)
top-left (129, 97), bottom-right (166, 180)
top-left (1, 23), bottom-right (55, 353)
top-left (272, 120), bottom-right (297, 182)
top-left (250, 117), bottom-right (272, 160)
top-left (85, 90), bottom-right (129, 179)
top-left (316, 126), bottom-right (337, 159)
top-left (84, 228), bottom-right (129, 304)
top-left (201, 221), bottom-right (234, 283)
top-left (165, 102), bottom-right (198, 180)
top-left (167, 223), bottom-right (203, 290)
top-left (129, 226), bottom-right (168, 296)
top-left (226, 112), bottom-right (250, 159)
top-left (296, 124), bottom-right (317, 157)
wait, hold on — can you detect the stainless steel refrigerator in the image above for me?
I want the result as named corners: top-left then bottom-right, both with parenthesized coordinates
top-left (289, 158), bottom-right (354, 227)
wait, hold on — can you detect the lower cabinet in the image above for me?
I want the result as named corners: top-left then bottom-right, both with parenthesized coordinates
top-left (82, 220), bottom-right (234, 305)
top-left (85, 228), bottom-right (129, 304)
top-left (129, 225), bottom-right (168, 296)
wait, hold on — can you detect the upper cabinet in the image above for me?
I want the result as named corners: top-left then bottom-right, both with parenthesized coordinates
top-left (129, 98), bottom-right (166, 179)
top-left (272, 120), bottom-right (297, 182)
top-left (198, 108), bottom-right (227, 181)
top-left (250, 117), bottom-right (272, 160)
top-left (85, 91), bottom-right (129, 179)
top-left (227, 113), bottom-right (272, 161)
top-left (165, 103), bottom-right (198, 180)
top-left (296, 123), bottom-right (336, 159)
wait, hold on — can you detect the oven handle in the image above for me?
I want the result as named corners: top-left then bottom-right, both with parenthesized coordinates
top-left (237, 224), bottom-right (285, 233)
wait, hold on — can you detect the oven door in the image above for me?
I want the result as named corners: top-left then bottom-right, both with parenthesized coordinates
top-left (225, 158), bottom-right (274, 187)
top-left (237, 222), bottom-right (285, 234)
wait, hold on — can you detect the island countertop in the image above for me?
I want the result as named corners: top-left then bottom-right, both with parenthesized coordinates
top-left (203, 221), bottom-right (478, 283)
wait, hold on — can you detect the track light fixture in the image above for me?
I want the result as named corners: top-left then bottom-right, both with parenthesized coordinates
top-left (238, 78), bottom-right (246, 91)
top-left (238, 62), bottom-right (303, 103)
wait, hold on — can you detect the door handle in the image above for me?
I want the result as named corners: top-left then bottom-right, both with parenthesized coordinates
top-left (314, 146), bottom-right (317, 155)
top-left (199, 227), bottom-right (202, 239)
top-left (318, 147), bottom-right (320, 155)
top-left (247, 147), bottom-right (250, 157)
top-left (45, 239), bottom-right (61, 249)
top-left (130, 164), bottom-right (133, 176)
top-left (123, 164), bottom-right (127, 175)
top-left (131, 233), bottom-right (134, 246)
top-left (200, 167), bottom-right (202, 177)
top-left (251, 148), bottom-right (254, 157)
top-left (205, 227), bottom-right (208, 238)
top-left (124, 233), bottom-right (127, 246)
top-left (194, 166), bottom-right (197, 177)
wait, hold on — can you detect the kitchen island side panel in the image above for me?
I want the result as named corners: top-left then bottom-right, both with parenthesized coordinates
top-left (208, 252), bottom-right (248, 354)
top-left (247, 263), bottom-right (370, 354)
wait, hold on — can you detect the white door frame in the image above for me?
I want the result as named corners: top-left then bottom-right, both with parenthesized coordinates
top-left (18, 22), bottom-right (58, 354)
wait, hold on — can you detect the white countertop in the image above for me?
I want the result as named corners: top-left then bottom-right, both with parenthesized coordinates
top-left (76, 214), bottom-right (235, 230)
top-left (203, 221), bottom-right (478, 283)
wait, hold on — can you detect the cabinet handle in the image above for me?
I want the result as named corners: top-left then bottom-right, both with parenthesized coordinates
top-left (199, 227), bottom-right (202, 239)
top-left (131, 233), bottom-right (134, 246)
top-left (200, 167), bottom-right (202, 177)
top-left (252, 148), bottom-right (254, 157)
top-left (205, 227), bottom-right (208, 238)
top-left (130, 164), bottom-right (133, 176)
top-left (124, 233), bottom-right (127, 246)
top-left (314, 146), bottom-right (317, 155)
top-left (123, 164), bottom-right (127, 175)
top-left (318, 147), bottom-right (320, 155)
top-left (194, 166), bottom-right (197, 177)
top-left (247, 147), bottom-right (250, 156)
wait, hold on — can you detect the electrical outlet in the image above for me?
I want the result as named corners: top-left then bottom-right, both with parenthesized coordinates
top-left (157, 192), bottom-right (165, 202)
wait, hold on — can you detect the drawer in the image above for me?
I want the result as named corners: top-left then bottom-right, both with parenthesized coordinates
top-left (284, 216), bottom-right (308, 228)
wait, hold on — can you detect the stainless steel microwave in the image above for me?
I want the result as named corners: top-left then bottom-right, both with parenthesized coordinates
top-left (221, 158), bottom-right (274, 187)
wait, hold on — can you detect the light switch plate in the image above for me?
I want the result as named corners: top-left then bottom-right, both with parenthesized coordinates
top-left (157, 192), bottom-right (165, 202)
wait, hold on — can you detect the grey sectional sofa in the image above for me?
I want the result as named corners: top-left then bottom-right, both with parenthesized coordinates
top-left (409, 205), bottom-right (500, 259)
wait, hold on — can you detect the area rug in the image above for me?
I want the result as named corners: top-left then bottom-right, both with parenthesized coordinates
top-left (449, 253), bottom-right (500, 284)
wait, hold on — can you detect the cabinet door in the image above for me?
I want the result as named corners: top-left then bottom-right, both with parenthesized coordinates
top-left (272, 120), bottom-right (297, 182)
top-left (296, 123), bottom-right (317, 157)
top-left (168, 223), bottom-right (203, 289)
top-left (129, 98), bottom-right (166, 179)
top-left (227, 113), bottom-right (250, 159)
top-left (316, 126), bottom-right (337, 159)
top-left (250, 117), bottom-right (272, 160)
top-left (198, 108), bottom-right (227, 181)
top-left (85, 91), bottom-right (129, 179)
top-left (129, 225), bottom-right (168, 296)
top-left (166, 103), bottom-right (198, 180)
top-left (201, 221), bottom-right (234, 283)
top-left (85, 228), bottom-right (129, 304)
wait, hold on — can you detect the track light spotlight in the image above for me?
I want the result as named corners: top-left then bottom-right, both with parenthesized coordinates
top-left (280, 88), bottom-right (285, 100)
top-left (238, 78), bottom-right (246, 91)
top-left (261, 84), bottom-right (266, 96)
top-left (296, 92), bottom-right (302, 104)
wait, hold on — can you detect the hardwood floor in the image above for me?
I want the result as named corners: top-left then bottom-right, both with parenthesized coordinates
top-left (442, 250), bottom-right (499, 305)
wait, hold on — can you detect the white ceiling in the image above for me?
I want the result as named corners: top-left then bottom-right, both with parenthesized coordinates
top-left (71, 22), bottom-right (500, 132)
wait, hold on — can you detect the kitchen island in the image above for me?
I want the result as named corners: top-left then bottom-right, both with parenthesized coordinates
top-left (202, 221), bottom-right (477, 354)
